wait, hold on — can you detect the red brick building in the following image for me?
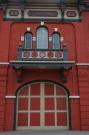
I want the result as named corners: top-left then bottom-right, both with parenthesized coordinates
top-left (0, 0), bottom-right (89, 131)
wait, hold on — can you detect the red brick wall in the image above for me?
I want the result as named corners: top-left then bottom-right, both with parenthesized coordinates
top-left (0, 66), bottom-right (8, 131)
top-left (78, 67), bottom-right (89, 130)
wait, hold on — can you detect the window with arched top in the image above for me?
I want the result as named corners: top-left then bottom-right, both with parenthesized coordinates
top-left (52, 33), bottom-right (60, 49)
top-left (24, 32), bottom-right (32, 49)
top-left (37, 27), bottom-right (48, 49)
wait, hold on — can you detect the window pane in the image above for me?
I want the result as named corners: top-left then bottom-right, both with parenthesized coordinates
top-left (52, 33), bottom-right (60, 49)
top-left (37, 27), bottom-right (48, 49)
top-left (24, 33), bottom-right (32, 49)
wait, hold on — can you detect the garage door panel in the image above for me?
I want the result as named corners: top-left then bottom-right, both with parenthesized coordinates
top-left (56, 98), bottom-right (67, 110)
top-left (18, 98), bottom-right (28, 110)
top-left (30, 113), bottom-right (40, 126)
top-left (45, 98), bottom-right (55, 110)
top-left (30, 98), bottom-right (40, 110)
top-left (57, 112), bottom-right (67, 126)
top-left (31, 83), bottom-right (40, 96)
top-left (19, 87), bottom-right (28, 96)
top-left (45, 112), bottom-right (55, 126)
top-left (18, 113), bottom-right (28, 126)
top-left (56, 86), bottom-right (66, 96)
top-left (45, 83), bottom-right (54, 96)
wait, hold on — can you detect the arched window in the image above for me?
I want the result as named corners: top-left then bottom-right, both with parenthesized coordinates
top-left (52, 33), bottom-right (60, 49)
top-left (37, 27), bottom-right (48, 49)
top-left (24, 32), bottom-right (32, 49)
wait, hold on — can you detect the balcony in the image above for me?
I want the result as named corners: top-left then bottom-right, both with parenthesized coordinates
top-left (18, 48), bottom-right (66, 61)
top-left (10, 47), bottom-right (75, 70)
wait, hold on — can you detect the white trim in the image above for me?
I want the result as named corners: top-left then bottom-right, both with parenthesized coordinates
top-left (54, 84), bottom-right (57, 127)
top-left (5, 96), bottom-right (16, 99)
top-left (18, 95), bottom-right (66, 98)
top-left (5, 95), bottom-right (80, 99)
top-left (40, 82), bottom-right (44, 126)
top-left (69, 96), bottom-right (80, 99)
top-left (41, 21), bottom-right (44, 26)
top-left (49, 36), bottom-right (52, 41)
top-left (76, 63), bottom-right (89, 66)
top-left (21, 36), bottom-right (24, 42)
top-left (17, 126), bottom-right (68, 130)
top-left (32, 37), bottom-right (36, 41)
top-left (60, 36), bottom-right (64, 42)
top-left (1, 62), bottom-right (89, 66)
top-left (54, 28), bottom-right (58, 32)
top-left (0, 62), bottom-right (9, 65)
top-left (27, 27), bottom-right (31, 31)
top-left (28, 85), bottom-right (31, 127)
top-left (17, 110), bottom-right (67, 113)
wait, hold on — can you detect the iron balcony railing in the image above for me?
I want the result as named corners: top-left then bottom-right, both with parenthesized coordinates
top-left (18, 47), bottom-right (68, 61)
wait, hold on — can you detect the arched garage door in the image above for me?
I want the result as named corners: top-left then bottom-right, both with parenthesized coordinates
top-left (16, 82), bottom-right (69, 130)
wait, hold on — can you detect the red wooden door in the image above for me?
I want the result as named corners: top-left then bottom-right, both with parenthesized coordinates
top-left (16, 82), bottom-right (69, 130)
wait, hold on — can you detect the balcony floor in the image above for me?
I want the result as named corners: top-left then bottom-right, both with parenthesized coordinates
top-left (10, 60), bottom-right (75, 70)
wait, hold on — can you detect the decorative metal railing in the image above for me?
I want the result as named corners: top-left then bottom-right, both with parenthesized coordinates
top-left (18, 47), bottom-right (68, 61)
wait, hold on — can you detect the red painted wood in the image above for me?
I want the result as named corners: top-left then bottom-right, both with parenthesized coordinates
top-left (30, 98), bottom-right (40, 110)
top-left (18, 98), bottom-right (28, 111)
top-left (57, 112), bottom-right (67, 126)
top-left (30, 113), bottom-right (40, 126)
top-left (45, 98), bottom-right (55, 110)
top-left (45, 113), bottom-right (55, 126)
top-left (19, 86), bottom-right (28, 96)
top-left (56, 98), bottom-right (66, 110)
top-left (18, 113), bottom-right (28, 126)
top-left (31, 83), bottom-right (40, 96)
top-left (45, 83), bottom-right (54, 96)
